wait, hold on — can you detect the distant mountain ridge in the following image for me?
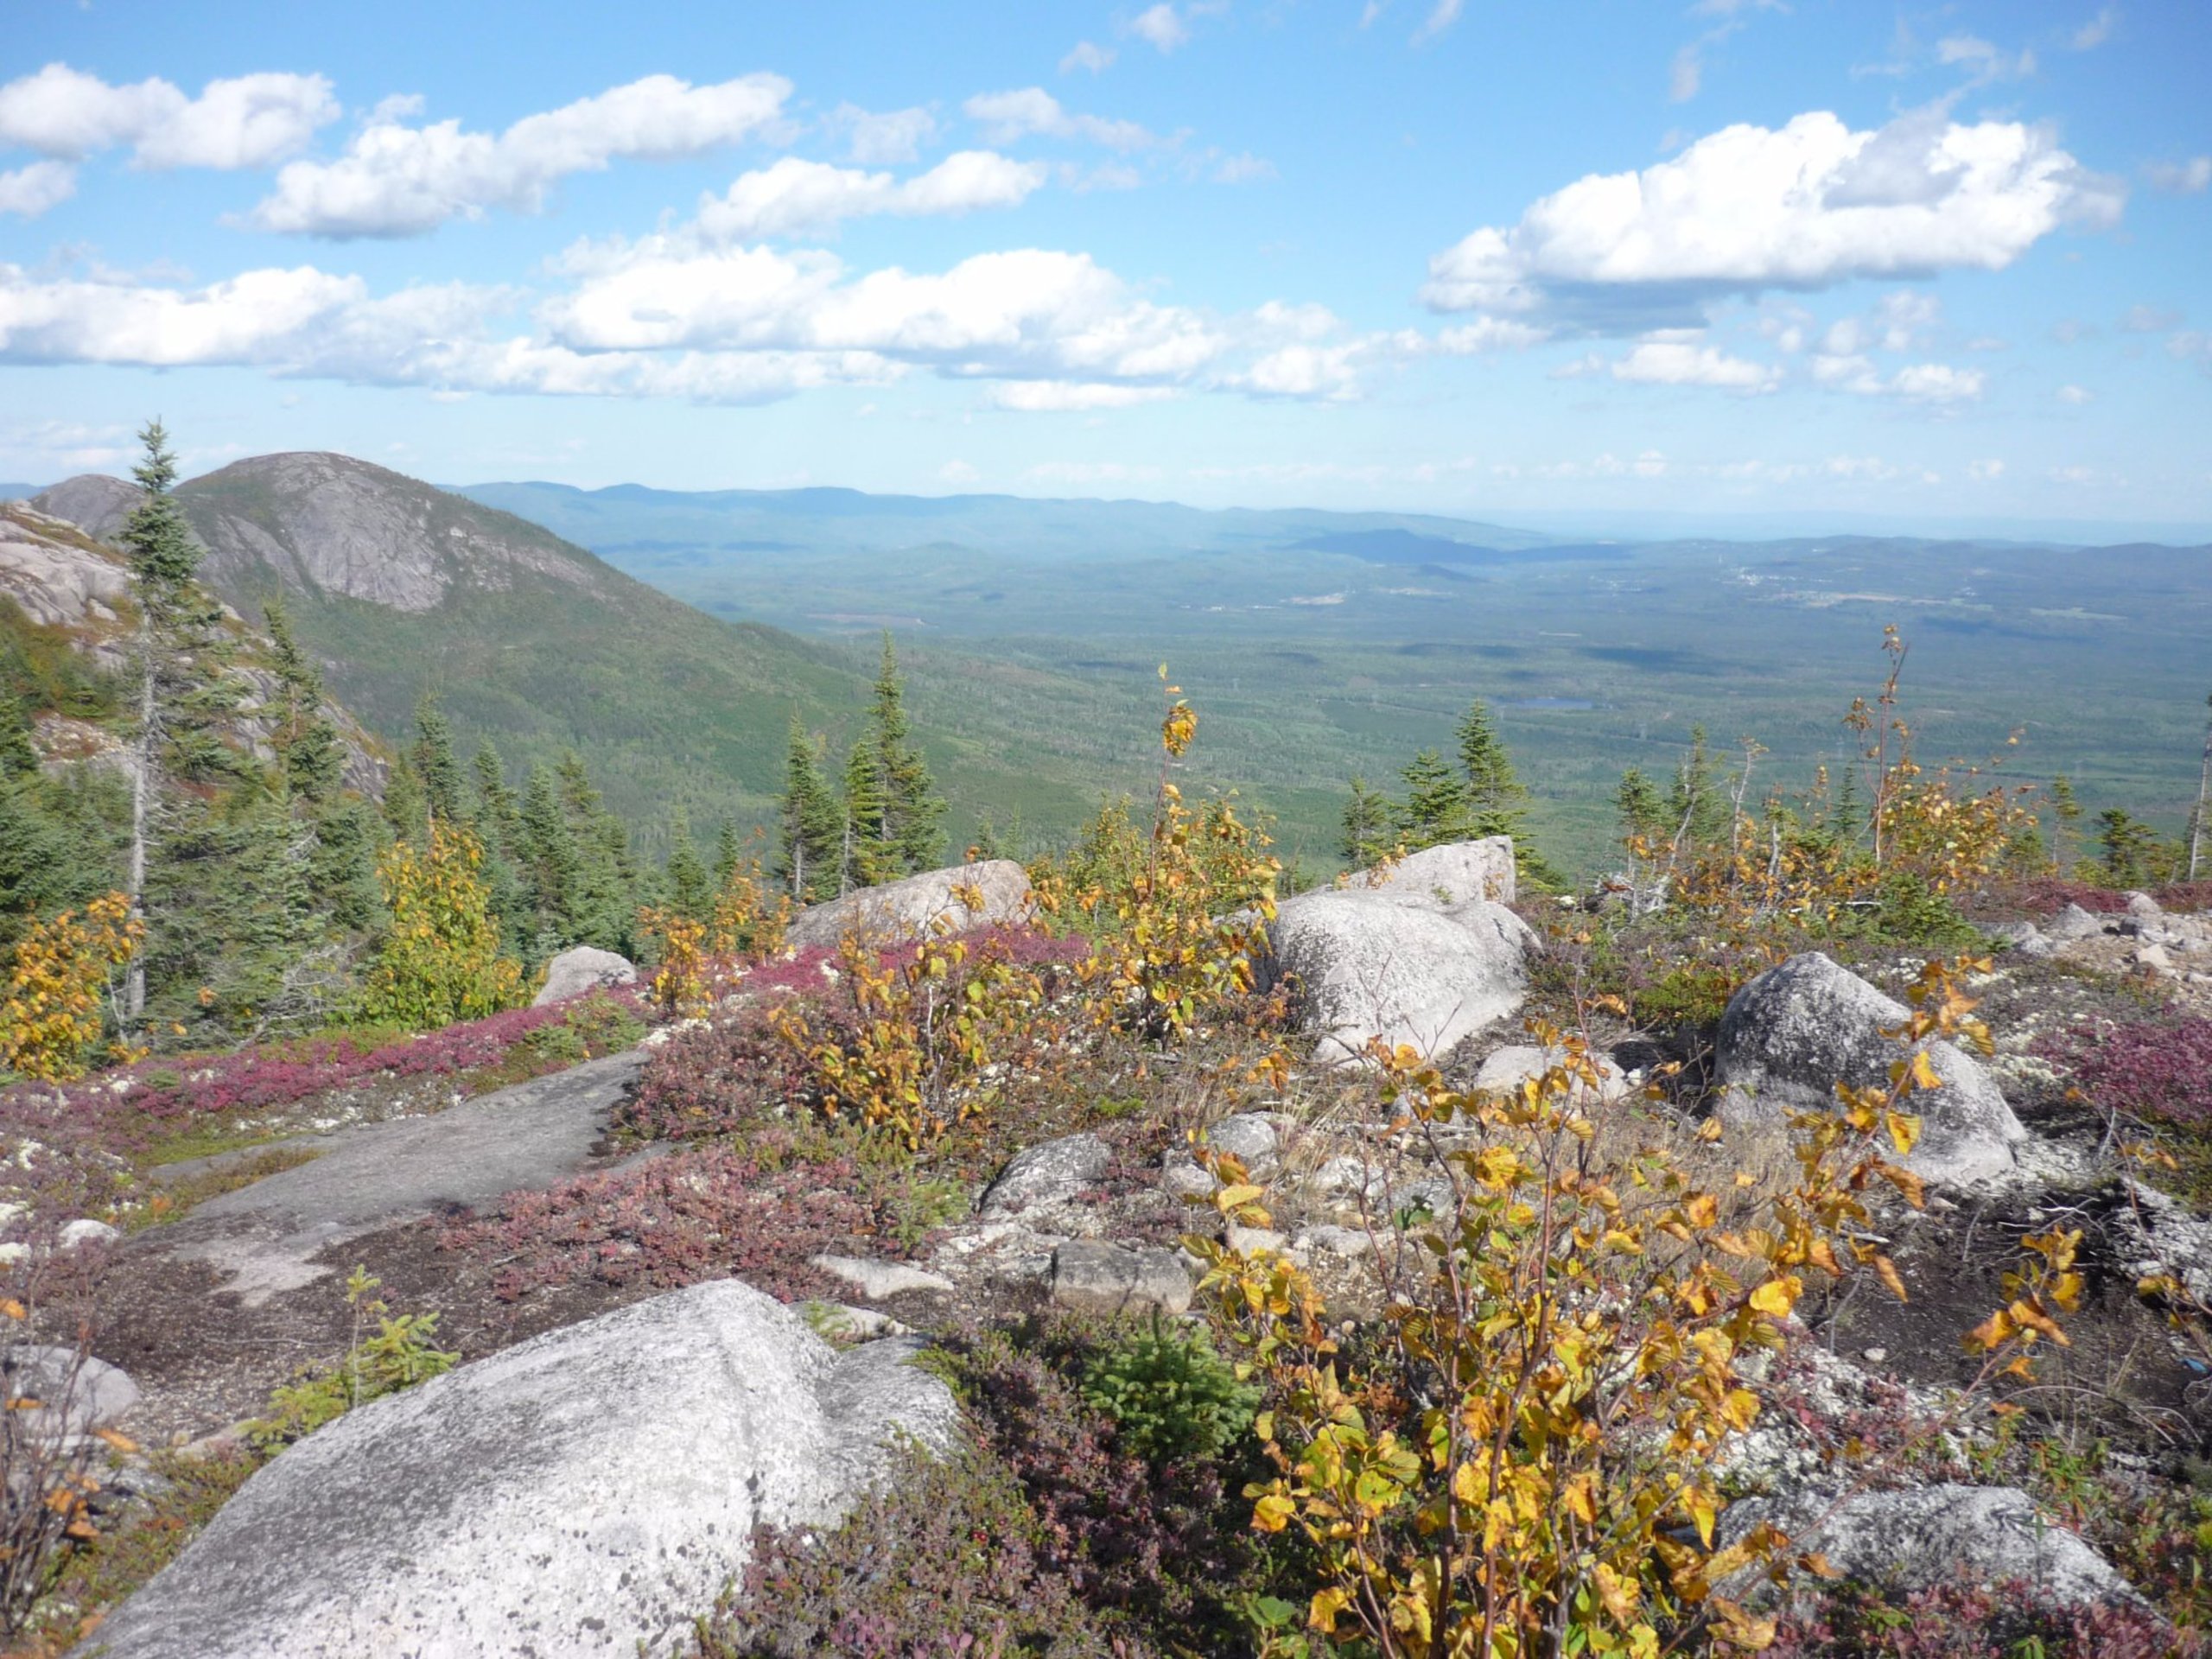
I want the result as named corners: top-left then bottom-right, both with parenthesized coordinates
top-left (455, 479), bottom-right (1556, 562)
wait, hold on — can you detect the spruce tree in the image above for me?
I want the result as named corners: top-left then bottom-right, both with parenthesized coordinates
top-left (2049, 773), bottom-right (2082, 874)
top-left (664, 809), bottom-right (712, 921)
top-left (1455, 700), bottom-right (1528, 837)
top-left (1340, 774), bottom-right (1398, 864)
top-left (777, 715), bottom-right (841, 901)
top-left (411, 694), bottom-right (465, 825)
top-left (118, 419), bottom-right (240, 1027)
top-left (1398, 750), bottom-right (1473, 849)
top-left (1666, 725), bottom-right (1729, 847)
top-left (866, 634), bottom-right (945, 875)
top-left (713, 818), bottom-right (744, 889)
top-left (0, 688), bottom-right (38, 778)
top-left (381, 761), bottom-right (429, 845)
top-left (1614, 767), bottom-right (1665, 848)
top-left (263, 598), bottom-right (344, 804)
top-left (842, 734), bottom-right (890, 892)
top-left (516, 761), bottom-right (582, 951)
top-left (555, 751), bottom-right (632, 951)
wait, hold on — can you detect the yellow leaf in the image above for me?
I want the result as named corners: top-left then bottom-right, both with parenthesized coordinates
top-left (1885, 1110), bottom-right (1922, 1157)
top-left (1748, 1276), bottom-right (1799, 1319)
top-left (1872, 1255), bottom-right (1910, 1304)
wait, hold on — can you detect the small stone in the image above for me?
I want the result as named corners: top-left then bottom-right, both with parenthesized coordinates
top-left (979, 1133), bottom-right (1110, 1219)
top-left (2125, 890), bottom-right (2163, 919)
top-left (1205, 1113), bottom-right (1281, 1179)
top-left (60, 1218), bottom-right (121, 1250)
top-left (1295, 1224), bottom-right (1375, 1259)
top-left (1225, 1224), bottom-right (1286, 1255)
top-left (2135, 944), bottom-right (2175, 975)
top-left (1309, 1154), bottom-right (1384, 1205)
top-left (810, 1255), bottom-right (955, 1300)
top-left (1160, 1156), bottom-right (1216, 1200)
top-left (1049, 1241), bottom-right (1192, 1316)
top-left (531, 945), bottom-right (637, 1007)
top-left (2, 1346), bottom-right (140, 1436)
top-left (1861, 1346), bottom-right (1889, 1364)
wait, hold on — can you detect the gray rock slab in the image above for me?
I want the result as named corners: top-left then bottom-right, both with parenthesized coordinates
top-left (74, 1280), bottom-right (957, 1659)
top-left (1715, 952), bottom-right (2027, 1185)
top-left (1719, 1484), bottom-right (2141, 1611)
top-left (1050, 1240), bottom-right (1192, 1316)
top-left (785, 859), bottom-right (1033, 950)
top-left (158, 1048), bottom-right (646, 1303)
top-left (810, 1255), bottom-right (957, 1300)
top-left (978, 1131), bottom-right (1110, 1219)
top-left (3, 1345), bottom-right (140, 1437)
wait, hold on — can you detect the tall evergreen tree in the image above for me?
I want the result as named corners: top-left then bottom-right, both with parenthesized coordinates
top-left (2048, 773), bottom-right (2082, 874)
top-left (1615, 767), bottom-right (1665, 848)
top-left (1455, 700), bottom-right (1528, 837)
top-left (0, 687), bottom-right (39, 778)
top-left (1666, 725), bottom-right (1730, 847)
top-left (262, 598), bottom-right (343, 805)
top-left (1399, 749), bottom-right (1473, 849)
top-left (2096, 808), bottom-right (2164, 888)
top-left (554, 750), bottom-right (633, 951)
top-left (777, 715), bottom-right (841, 901)
top-left (713, 818), bottom-right (745, 889)
top-left (865, 634), bottom-right (945, 875)
top-left (1340, 774), bottom-right (1398, 864)
top-left (411, 694), bottom-right (465, 826)
top-left (664, 809), bottom-right (712, 921)
top-left (516, 761), bottom-right (582, 952)
top-left (842, 734), bottom-right (890, 893)
top-left (118, 419), bottom-right (240, 1027)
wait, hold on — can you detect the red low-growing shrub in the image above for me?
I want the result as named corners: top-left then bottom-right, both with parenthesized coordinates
top-left (1766, 1576), bottom-right (2202, 1657)
top-left (2009, 880), bottom-right (2132, 917)
top-left (2034, 1018), bottom-right (2212, 1131)
top-left (435, 1140), bottom-right (903, 1305)
top-left (2154, 880), bottom-right (2212, 914)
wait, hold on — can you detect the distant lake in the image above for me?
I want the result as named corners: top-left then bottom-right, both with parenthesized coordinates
top-left (1503, 697), bottom-right (1596, 710)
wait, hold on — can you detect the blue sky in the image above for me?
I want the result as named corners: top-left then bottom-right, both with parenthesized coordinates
top-left (2, 0), bottom-right (2207, 535)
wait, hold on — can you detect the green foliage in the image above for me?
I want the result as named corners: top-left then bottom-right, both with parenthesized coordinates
top-left (2097, 806), bottom-right (2173, 888)
top-left (1616, 765), bottom-right (1666, 846)
top-left (776, 713), bottom-right (841, 901)
top-left (119, 420), bottom-right (200, 590)
top-left (250, 1266), bottom-right (457, 1448)
top-left (663, 808), bottom-right (712, 921)
top-left (356, 820), bottom-right (524, 1027)
top-left (1080, 1316), bottom-right (1261, 1465)
top-left (410, 693), bottom-right (465, 825)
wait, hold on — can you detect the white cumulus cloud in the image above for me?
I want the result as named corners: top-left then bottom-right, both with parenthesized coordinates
top-left (0, 160), bottom-right (75, 218)
top-left (0, 63), bottom-right (337, 168)
top-left (694, 151), bottom-right (1046, 240)
top-left (963, 88), bottom-right (1154, 150)
top-left (1422, 107), bottom-right (2122, 334)
top-left (248, 73), bottom-right (792, 237)
top-left (1606, 339), bottom-right (1780, 392)
top-left (826, 103), bottom-right (937, 165)
top-left (2143, 156), bottom-right (2211, 194)
top-left (1059, 41), bottom-right (1116, 73)
top-left (988, 380), bottom-right (1177, 410)
top-left (1129, 4), bottom-right (1191, 52)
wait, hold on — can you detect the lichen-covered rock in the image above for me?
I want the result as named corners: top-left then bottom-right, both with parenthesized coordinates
top-left (978, 1131), bottom-right (1110, 1219)
top-left (1344, 836), bottom-right (1517, 907)
top-left (1049, 1241), bottom-right (1192, 1316)
top-left (1715, 952), bottom-right (2027, 1185)
top-left (785, 860), bottom-right (1033, 949)
top-left (76, 1280), bottom-right (957, 1659)
top-left (1474, 1043), bottom-right (1630, 1103)
top-left (1265, 888), bottom-right (1534, 1064)
top-left (1203, 1112), bottom-right (1282, 1178)
top-left (3, 1346), bottom-right (139, 1439)
top-left (1719, 1484), bottom-right (2142, 1611)
top-left (531, 944), bottom-right (639, 1006)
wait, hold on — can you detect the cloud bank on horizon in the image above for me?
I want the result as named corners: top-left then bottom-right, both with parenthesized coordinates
top-left (0, 0), bottom-right (2203, 527)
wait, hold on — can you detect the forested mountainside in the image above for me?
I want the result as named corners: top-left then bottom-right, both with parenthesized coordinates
top-left (29, 455), bottom-right (1096, 861)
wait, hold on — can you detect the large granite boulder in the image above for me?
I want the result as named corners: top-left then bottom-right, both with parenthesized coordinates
top-left (531, 944), bottom-right (639, 1006)
top-left (1715, 952), bottom-right (2027, 1185)
top-left (1264, 887), bottom-right (1534, 1064)
top-left (78, 1280), bottom-right (957, 1658)
top-left (1719, 1484), bottom-right (2141, 1611)
top-left (1344, 836), bottom-right (1516, 907)
top-left (785, 859), bottom-right (1033, 950)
